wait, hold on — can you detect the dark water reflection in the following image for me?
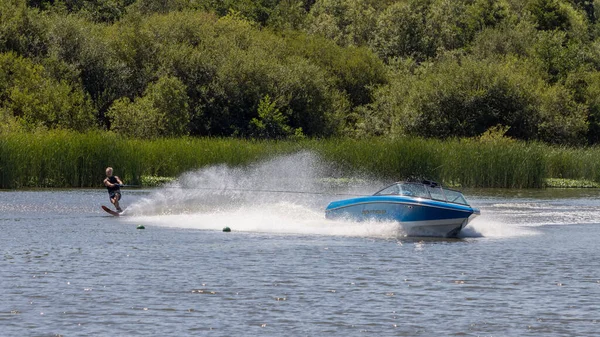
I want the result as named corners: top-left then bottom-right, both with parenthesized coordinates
top-left (1, 188), bottom-right (600, 336)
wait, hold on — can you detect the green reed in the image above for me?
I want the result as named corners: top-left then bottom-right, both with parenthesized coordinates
top-left (544, 145), bottom-right (600, 183)
top-left (2, 131), bottom-right (600, 189)
top-left (313, 137), bottom-right (547, 188)
top-left (0, 131), bottom-right (295, 188)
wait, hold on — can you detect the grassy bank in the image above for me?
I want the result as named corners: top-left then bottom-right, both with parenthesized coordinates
top-left (2, 131), bottom-right (600, 189)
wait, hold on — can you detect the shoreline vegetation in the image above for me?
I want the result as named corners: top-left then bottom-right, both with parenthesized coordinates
top-left (3, 1), bottom-right (600, 190)
top-left (1, 130), bottom-right (600, 189)
top-left (3, 1), bottom-right (600, 146)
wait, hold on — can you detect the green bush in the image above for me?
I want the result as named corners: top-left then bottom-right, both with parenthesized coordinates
top-left (304, 0), bottom-right (377, 47)
top-left (250, 94), bottom-right (295, 139)
top-left (369, 55), bottom-right (587, 145)
top-left (370, 1), bottom-right (434, 62)
top-left (527, 0), bottom-right (571, 32)
top-left (283, 32), bottom-right (386, 107)
top-left (107, 76), bottom-right (189, 138)
top-left (0, 51), bottom-right (95, 131)
top-left (0, 0), bottom-right (49, 58)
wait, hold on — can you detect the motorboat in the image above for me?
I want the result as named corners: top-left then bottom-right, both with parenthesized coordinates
top-left (325, 181), bottom-right (480, 238)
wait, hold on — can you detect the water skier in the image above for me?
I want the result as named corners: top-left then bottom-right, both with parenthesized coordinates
top-left (103, 167), bottom-right (124, 212)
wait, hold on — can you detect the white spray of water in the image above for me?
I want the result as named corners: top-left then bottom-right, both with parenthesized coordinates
top-left (123, 151), bottom-right (526, 239)
top-left (126, 203), bottom-right (401, 238)
top-left (460, 215), bottom-right (539, 238)
top-left (124, 152), bottom-right (399, 238)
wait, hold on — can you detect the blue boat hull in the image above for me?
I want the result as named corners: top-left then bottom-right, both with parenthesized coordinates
top-left (325, 196), bottom-right (479, 238)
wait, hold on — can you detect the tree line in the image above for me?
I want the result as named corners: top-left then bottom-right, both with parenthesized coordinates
top-left (2, 0), bottom-right (600, 145)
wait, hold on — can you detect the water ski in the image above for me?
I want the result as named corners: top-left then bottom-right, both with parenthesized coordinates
top-left (102, 205), bottom-right (121, 217)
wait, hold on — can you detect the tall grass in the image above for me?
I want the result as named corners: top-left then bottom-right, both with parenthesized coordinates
top-left (0, 130), bottom-right (297, 188)
top-left (544, 146), bottom-right (600, 183)
top-left (313, 137), bottom-right (547, 188)
top-left (2, 130), bottom-right (600, 189)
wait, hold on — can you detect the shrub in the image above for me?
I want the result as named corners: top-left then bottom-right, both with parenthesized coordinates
top-left (0, 0), bottom-right (49, 58)
top-left (0, 51), bottom-right (95, 131)
top-left (107, 76), bottom-right (189, 138)
top-left (250, 94), bottom-right (303, 139)
top-left (370, 1), bottom-right (434, 62)
top-left (370, 55), bottom-right (587, 145)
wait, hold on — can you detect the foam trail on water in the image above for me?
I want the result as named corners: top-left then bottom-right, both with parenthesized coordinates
top-left (125, 151), bottom-right (396, 238)
top-left (126, 202), bottom-right (400, 238)
top-left (125, 151), bottom-right (522, 239)
top-left (459, 214), bottom-right (539, 238)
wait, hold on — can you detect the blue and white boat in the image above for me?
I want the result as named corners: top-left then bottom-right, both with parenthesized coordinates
top-left (325, 181), bottom-right (480, 238)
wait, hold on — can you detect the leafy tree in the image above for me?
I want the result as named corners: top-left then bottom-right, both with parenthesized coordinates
top-left (152, 13), bottom-right (350, 138)
top-left (372, 55), bottom-right (587, 145)
top-left (250, 94), bottom-right (300, 139)
top-left (426, 0), bottom-right (509, 54)
top-left (268, 0), bottom-right (307, 30)
top-left (566, 71), bottom-right (600, 144)
top-left (529, 30), bottom-right (588, 82)
top-left (195, 0), bottom-right (282, 25)
top-left (0, 107), bottom-right (23, 134)
top-left (586, 82), bottom-right (600, 144)
top-left (128, 0), bottom-right (191, 15)
top-left (40, 0), bottom-right (134, 23)
top-left (41, 13), bottom-right (133, 126)
top-left (146, 75), bottom-right (190, 137)
top-left (0, 0), bottom-right (49, 58)
top-left (370, 0), bottom-right (433, 62)
top-left (537, 83), bottom-right (587, 144)
top-left (269, 55), bottom-right (348, 137)
top-left (0, 52), bottom-right (95, 131)
top-left (7, 79), bottom-right (94, 131)
top-left (304, 0), bottom-right (377, 46)
top-left (467, 0), bottom-right (510, 31)
top-left (109, 13), bottom-right (160, 99)
top-left (527, 0), bottom-right (571, 32)
top-left (1, 0), bottom-right (598, 146)
top-left (79, 0), bottom-right (134, 23)
top-left (158, 44), bottom-right (216, 135)
top-left (107, 75), bottom-right (189, 138)
top-left (284, 32), bottom-right (386, 107)
top-left (426, 0), bottom-right (473, 51)
top-left (568, 0), bottom-right (595, 23)
top-left (471, 20), bottom-right (538, 59)
top-left (344, 58), bottom-right (419, 137)
top-left (106, 96), bottom-right (156, 138)
top-left (371, 0), bottom-right (509, 62)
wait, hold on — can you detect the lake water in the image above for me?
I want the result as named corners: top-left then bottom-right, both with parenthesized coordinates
top-left (2, 157), bottom-right (600, 336)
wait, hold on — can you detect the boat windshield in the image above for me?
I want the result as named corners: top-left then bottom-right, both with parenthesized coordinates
top-left (374, 183), bottom-right (429, 198)
top-left (398, 183), bottom-right (429, 198)
top-left (374, 182), bottom-right (470, 205)
top-left (426, 185), bottom-right (446, 201)
top-left (374, 184), bottom-right (400, 195)
top-left (443, 189), bottom-right (469, 205)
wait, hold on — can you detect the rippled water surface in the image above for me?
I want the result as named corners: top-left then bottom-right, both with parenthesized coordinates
top-left (2, 161), bottom-right (600, 336)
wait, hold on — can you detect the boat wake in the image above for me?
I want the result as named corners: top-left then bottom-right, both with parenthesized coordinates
top-left (124, 202), bottom-right (401, 238)
top-left (123, 152), bottom-right (396, 237)
top-left (459, 215), bottom-right (539, 238)
top-left (123, 151), bottom-right (536, 239)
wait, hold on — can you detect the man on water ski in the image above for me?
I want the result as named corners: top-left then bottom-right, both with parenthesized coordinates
top-left (104, 167), bottom-right (124, 212)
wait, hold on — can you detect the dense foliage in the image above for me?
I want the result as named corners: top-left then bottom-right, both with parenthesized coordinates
top-left (2, 0), bottom-right (600, 145)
